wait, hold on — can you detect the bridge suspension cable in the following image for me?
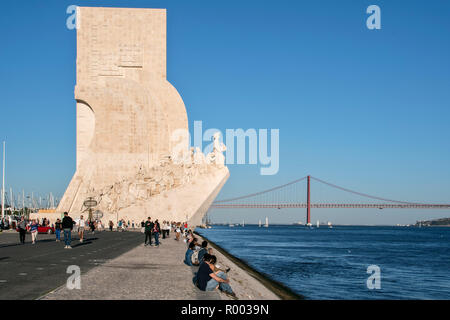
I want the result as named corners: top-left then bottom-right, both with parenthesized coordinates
top-left (213, 175), bottom-right (426, 205)
top-left (309, 176), bottom-right (425, 205)
top-left (213, 176), bottom-right (307, 203)
top-left (210, 174), bottom-right (450, 224)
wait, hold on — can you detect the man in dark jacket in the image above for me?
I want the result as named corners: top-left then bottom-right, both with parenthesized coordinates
top-left (62, 212), bottom-right (74, 249)
top-left (17, 217), bottom-right (27, 244)
top-left (144, 217), bottom-right (154, 246)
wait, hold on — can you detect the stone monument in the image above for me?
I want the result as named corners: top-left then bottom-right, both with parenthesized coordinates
top-left (56, 7), bottom-right (229, 226)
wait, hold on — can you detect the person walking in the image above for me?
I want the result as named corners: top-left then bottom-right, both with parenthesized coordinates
top-left (89, 219), bottom-right (96, 234)
top-left (55, 218), bottom-right (62, 242)
top-left (30, 219), bottom-right (39, 244)
top-left (153, 219), bottom-right (161, 247)
top-left (95, 220), bottom-right (101, 232)
top-left (17, 217), bottom-right (27, 244)
top-left (166, 221), bottom-right (170, 238)
top-left (77, 215), bottom-right (86, 243)
top-left (175, 223), bottom-right (181, 241)
top-left (161, 221), bottom-right (166, 239)
top-left (62, 212), bottom-right (74, 249)
top-left (109, 220), bottom-right (114, 231)
top-left (144, 217), bottom-right (153, 246)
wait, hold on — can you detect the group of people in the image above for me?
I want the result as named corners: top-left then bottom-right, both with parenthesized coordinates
top-left (183, 231), bottom-right (236, 298)
top-left (16, 217), bottom-right (39, 244)
top-left (52, 212), bottom-right (102, 248)
top-left (109, 219), bottom-right (151, 232)
top-left (15, 212), bottom-right (103, 248)
top-left (140, 218), bottom-right (189, 247)
top-left (137, 218), bottom-right (236, 297)
top-left (142, 217), bottom-right (161, 247)
top-left (11, 212), bottom-right (237, 298)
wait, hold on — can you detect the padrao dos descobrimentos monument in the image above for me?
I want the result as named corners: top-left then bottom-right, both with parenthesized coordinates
top-left (55, 7), bottom-right (229, 226)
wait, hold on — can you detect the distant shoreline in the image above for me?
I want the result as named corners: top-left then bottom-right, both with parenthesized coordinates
top-left (194, 230), bottom-right (304, 300)
top-left (210, 224), bottom-right (450, 227)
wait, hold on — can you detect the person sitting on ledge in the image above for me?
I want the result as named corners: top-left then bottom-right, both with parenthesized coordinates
top-left (189, 237), bottom-right (199, 249)
top-left (185, 230), bottom-right (193, 244)
top-left (198, 240), bottom-right (209, 262)
top-left (195, 254), bottom-right (236, 298)
top-left (184, 242), bottom-right (199, 266)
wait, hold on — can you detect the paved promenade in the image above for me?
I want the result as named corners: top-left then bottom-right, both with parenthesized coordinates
top-left (42, 232), bottom-right (222, 300)
top-left (0, 230), bottom-right (142, 299)
top-left (1, 229), bottom-right (279, 300)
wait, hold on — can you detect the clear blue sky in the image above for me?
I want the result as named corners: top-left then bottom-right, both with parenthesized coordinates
top-left (1, 0), bottom-right (449, 225)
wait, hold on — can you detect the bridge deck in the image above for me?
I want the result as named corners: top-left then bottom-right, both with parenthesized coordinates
top-left (212, 203), bottom-right (450, 209)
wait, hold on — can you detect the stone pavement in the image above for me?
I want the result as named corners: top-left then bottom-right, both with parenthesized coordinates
top-left (42, 233), bottom-right (221, 300)
top-left (0, 230), bottom-right (143, 300)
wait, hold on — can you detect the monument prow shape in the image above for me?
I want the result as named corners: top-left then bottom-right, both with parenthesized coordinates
top-left (56, 7), bottom-right (229, 226)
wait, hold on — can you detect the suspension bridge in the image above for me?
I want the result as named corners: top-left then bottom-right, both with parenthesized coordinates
top-left (211, 176), bottom-right (450, 224)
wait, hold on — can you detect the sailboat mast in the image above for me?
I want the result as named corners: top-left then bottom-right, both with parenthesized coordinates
top-left (1, 141), bottom-right (5, 219)
top-left (10, 187), bottom-right (13, 211)
top-left (50, 192), bottom-right (54, 209)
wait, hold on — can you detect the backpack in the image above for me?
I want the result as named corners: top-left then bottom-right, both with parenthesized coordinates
top-left (191, 250), bottom-right (199, 264)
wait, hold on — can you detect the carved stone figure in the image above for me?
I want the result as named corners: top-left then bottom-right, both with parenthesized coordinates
top-left (206, 132), bottom-right (227, 167)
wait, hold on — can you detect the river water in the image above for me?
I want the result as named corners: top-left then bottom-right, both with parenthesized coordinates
top-left (196, 225), bottom-right (450, 299)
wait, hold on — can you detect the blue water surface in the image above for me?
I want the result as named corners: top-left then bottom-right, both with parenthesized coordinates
top-left (196, 225), bottom-right (450, 299)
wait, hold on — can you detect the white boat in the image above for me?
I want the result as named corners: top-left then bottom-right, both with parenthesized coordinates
top-left (258, 220), bottom-right (261, 227)
top-left (264, 217), bottom-right (269, 228)
top-left (229, 224), bottom-right (235, 227)
top-left (317, 220), bottom-right (320, 228)
top-left (327, 221), bottom-right (333, 228)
